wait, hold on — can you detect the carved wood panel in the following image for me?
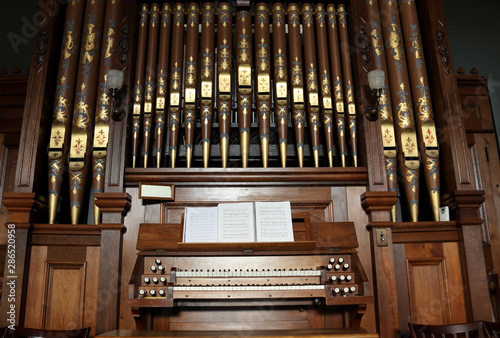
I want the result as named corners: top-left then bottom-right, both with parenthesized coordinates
top-left (44, 263), bottom-right (86, 329)
top-left (406, 257), bottom-right (451, 324)
top-left (23, 245), bottom-right (100, 336)
top-left (403, 242), bottom-right (466, 326)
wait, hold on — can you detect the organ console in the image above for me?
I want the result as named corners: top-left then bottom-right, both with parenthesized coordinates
top-left (126, 214), bottom-right (372, 331)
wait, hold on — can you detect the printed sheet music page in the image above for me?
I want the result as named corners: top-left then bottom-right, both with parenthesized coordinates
top-left (183, 206), bottom-right (218, 242)
top-left (255, 201), bottom-right (294, 242)
top-left (217, 202), bottom-right (255, 242)
top-left (183, 202), bottom-right (293, 243)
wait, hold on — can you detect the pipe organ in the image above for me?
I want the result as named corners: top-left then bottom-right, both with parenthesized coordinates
top-left (2, 0), bottom-right (496, 337)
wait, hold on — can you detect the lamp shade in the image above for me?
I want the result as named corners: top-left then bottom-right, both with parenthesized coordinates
top-left (367, 70), bottom-right (385, 90)
top-left (106, 69), bottom-right (124, 90)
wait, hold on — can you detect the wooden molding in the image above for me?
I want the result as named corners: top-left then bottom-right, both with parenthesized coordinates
top-left (442, 190), bottom-right (485, 220)
top-left (360, 191), bottom-right (398, 213)
top-left (366, 221), bottom-right (396, 230)
top-left (391, 221), bottom-right (459, 243)
top-left (2, 192), bottom-right (47, 227)
top-left (94, 192), bottom-right (131, 215)
top-left (125, 167), bottom-right (368, 186)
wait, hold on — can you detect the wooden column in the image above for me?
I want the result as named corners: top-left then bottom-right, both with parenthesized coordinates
top-left (443, 190), bottom-right (494, 321)
top-left (95, 192), bottom-right (131, 334)
top-left (0, 192), bottom-right (45, 327)
top-left (361, 191), bottom-right (398, 338)
top-left (416, 0), bottom-right (475, 193)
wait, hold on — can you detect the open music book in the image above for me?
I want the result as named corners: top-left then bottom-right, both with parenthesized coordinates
top-left (183, 202), bottom-right (294, 243)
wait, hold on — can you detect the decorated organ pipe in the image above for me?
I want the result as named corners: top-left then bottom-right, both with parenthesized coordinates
top-left (287, 3), bottom-right (306, 168)
top-left (168, 3), bottom-right (185, 168)
top-left (337, 5), bottom-right (358, 168)
top-left (378, 0), bottom-right (420, 222)
top-left (154, 3), bottom-right (172, 168)
top-left (48, 0), bottom-right (86, 224)
top-left (92, 0), bottom-right (122, 225)
top-left (200, 2), bottom-right (215, 168)
top-left (302, 4), bottom-right (321, 168)
top-left (272, 3), bottom-right (289, 168)
top-left (236, 7), bottom-right (252, 168)
top-left (366, 0), bottom-right (399, 222)
top-left (315, 4), bottom-right (335, 168)
top-left (68, 0), bottom-right (107, 224)
top-left (184, 3), bottom-right (200, 168)
top-left (398, 0), bottom-right (441, 221)
top-left (142, 3), bottom-right (160, 168)
top-left (326, 4), bottom-right (347, 168)
top-left (254, 3), bottom-right (271, 168)
top-left (117, 2), bottom-right (376, 170)
top-left (217, 2), bottom-right (233, 168)
top-left (131, 4), bottom-right (148, 168)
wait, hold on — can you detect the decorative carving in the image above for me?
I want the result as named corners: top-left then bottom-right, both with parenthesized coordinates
top-left (119, 23), bottom-right (130, 64)
top-left (35, 27), bottom-right (49, 65)
top-left (436, 27), bottom-right (449, 67)
top-left (359, 24), bottom-right (370, 65)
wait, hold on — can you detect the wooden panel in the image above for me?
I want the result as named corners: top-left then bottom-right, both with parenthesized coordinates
top-left (406, 257), bottom-right (450, 325)
top-left (84, 246), bottom-right (101, 338)
top-left (393, 243), bottom-right (411, 332)
top-left (470, 133), bottom-right (500, 278)
top-left (44, 263), bottom-right (86, 329)
top-left (24, 245), bottom-right (100, 333)
top-left (47, 246), bottom-right (86, 264)
top-left (404, 242), bottom-right (467, 325)
top-left (170, 322), bottom-right (309, 331)
top-left (168, 307), bottom-right (311, 331)
top-left (442, 242), bottom-right (467, 323)
top-left (24, 246), bottom-right (48, 328)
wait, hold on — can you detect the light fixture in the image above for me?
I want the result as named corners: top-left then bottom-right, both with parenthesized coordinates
top-left (364, 69), bottom-right (385, 121)
top-left (107, 69), bottom-right (126, 121)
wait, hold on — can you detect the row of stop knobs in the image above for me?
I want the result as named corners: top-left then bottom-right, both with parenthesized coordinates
top-left (332, 286), bottom-right (356, 296)
top-left (138, 289), bottom-right (165, 297)
top-left (144, 276), bottom-right (167, 284)
top-left (150, 259), bottom-right (164, 273)
top-left (326, 257), bottom-right (349, 271)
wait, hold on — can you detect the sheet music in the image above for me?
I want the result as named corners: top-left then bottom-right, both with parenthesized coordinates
top-left (218, 202), bottom-right (255, 242)
top-left (183, 207), bottom-right (218, 242)
top-left (255, 201), bottom-right (294, 242)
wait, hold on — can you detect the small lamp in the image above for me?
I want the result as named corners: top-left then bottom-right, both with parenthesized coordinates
top-left (107, 69), bottom-right (125, 121)
top-left (364, 69), bottom-right (385, 121)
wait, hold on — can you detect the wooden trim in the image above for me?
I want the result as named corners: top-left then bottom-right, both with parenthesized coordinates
top-left (125, 168), bottom-right (368, 186)
top-left (360, 191), bottom-right (398, 214)
top-left (95, 192), bottom-right (132, 215)
top-left (2, 192), bottom-right (46, 227)
top-left (392, 221), bottom-right (459, 244)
